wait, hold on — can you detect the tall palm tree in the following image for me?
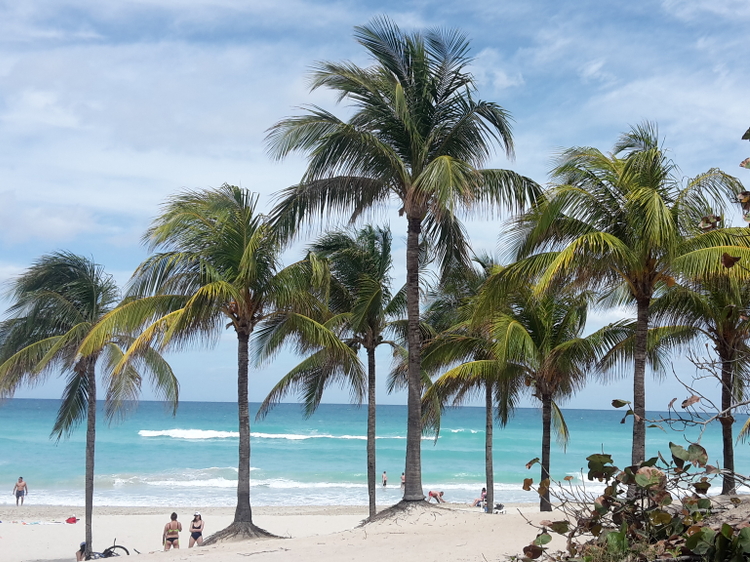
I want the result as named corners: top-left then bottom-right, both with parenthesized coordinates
top-left (508, 122), bottom-right (747, 466)
top-left (651, 275), bottom-right (750, 494)
top-left (0, 252), bottom-right (178, 558)
top-left (419, 256), bottom-right (511, 514)
top-left (430, 275), bottom-right (628, 511)
top-left (266, 17), bottom-right (540, 501)
top-left (257, 225), bottom-right (403, 519)
top-left (118, 184), bottom-right (358, 541)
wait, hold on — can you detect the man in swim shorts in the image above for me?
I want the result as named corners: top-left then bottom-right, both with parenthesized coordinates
top-left (12, 477), bottom-right (28, 506)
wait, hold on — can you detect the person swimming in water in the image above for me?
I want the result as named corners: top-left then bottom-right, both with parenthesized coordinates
top-left (162, 512), bottom-right (182, 550)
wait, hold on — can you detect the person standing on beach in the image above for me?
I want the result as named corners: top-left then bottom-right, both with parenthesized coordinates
top-left (12, 477), bottom-right (28, 505)
top-left (189, 512), bottom-right (204, 547)
top-left (382, 471), bottom-right (387, 487)
top-left (400, 472), bottom-right (405, 489)
top-left (162, 512), bottom-right (182, 550)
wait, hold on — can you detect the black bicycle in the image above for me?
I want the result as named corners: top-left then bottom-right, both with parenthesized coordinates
top-left (86, 538), bottom-right (131, 559)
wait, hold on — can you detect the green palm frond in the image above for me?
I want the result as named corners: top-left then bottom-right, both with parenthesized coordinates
top-left (50, 365), bottom-right (90, 441)
top-left (551, 400), bottom-right (570, 450)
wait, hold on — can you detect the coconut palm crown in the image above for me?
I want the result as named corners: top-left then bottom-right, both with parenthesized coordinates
top-left (266, 16), bottom-right (541, 501)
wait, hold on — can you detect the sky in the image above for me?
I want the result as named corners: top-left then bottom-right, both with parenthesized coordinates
top-left (1, 0), bottom-right (749, 411)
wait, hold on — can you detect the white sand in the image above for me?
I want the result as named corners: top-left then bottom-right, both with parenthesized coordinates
top-left (0, 503), bottom-right (566, 562)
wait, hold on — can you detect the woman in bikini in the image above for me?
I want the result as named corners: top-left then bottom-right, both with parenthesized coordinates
top-left (189, 512), bottom-right (204, 547)
top-left (162, 512), bottom-right (182, 550)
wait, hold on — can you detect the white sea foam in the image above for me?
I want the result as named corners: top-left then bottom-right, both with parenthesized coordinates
top-left (138, 428), bottom-right (423, 441)
top-left (139, 429), bottom-right (238, 439)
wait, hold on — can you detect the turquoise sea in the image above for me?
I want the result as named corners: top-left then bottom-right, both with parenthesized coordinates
top-left (0, 399), bottom-right (747, 507)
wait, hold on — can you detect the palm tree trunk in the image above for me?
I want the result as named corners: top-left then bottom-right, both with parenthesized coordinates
top-left (403, 215), bottom-right (424, 501)
top-left (366, 346), bottom-right (377, 518)
top-left (204, 330), bottom-right (272, 543)
top-left (720, 354), bottom-right (736, 495)
top-left (540, 393), bottom-right (552, 512)
top-left (235, 330), bottom-right (253, 523)
top-left (84, 360), bottom-right (96, 557)
top-left (631, 296), bottom-right (649, 466)
top-left (484, 380), bottom-right (494, 514)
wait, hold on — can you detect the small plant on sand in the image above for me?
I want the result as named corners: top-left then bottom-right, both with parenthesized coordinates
top-left (518, 442), bottom-right (750, 562)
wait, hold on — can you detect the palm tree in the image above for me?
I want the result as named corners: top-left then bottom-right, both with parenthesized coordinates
top-left (120, 184), bottom-right (358, 541)
top-left (430, 274), bottom-right (628, 511)
top-left (420, 259), bottom-right (515, 515)
top-left (266, 17), bottom-right (540, 501)
top-left (651, 275), bottom-right (750, 494)
top-left (257, 225), bottom-right (403, 519)
top-left (0, 252), bottom-right (178, 558)
top-left (508, 122), bottom-right (747, 466)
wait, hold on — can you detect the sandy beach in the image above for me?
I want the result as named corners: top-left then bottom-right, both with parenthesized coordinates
top-left (0, 503), bottom-right (566, 562)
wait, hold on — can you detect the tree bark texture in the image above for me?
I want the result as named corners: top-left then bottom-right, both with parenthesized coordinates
top-left (367, 346), bottom-right (377, 518)
top-left (631, 296), bottom-right (649, 466)
top-left (403, 216), bottom-right (424, 501)
top-left (235, 331), bottom-right (253, 523)
top-left (720, 354), bottom-right (736, 495)
top-left (84, 360), bottom-right (96, 558)
top-left (484, 381), bottom-right (494, 513)
top-left (540, 394), bottom-right (552, 512)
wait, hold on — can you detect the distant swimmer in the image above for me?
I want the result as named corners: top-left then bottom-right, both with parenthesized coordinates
top-left (427, 490), bottom-right (445, 503)
top-left (382, 471), bottom-right (387, 487)
top-left (12, 477), bottom-right (28, 506)
top-left (163, 512), bottom-right (182, 550)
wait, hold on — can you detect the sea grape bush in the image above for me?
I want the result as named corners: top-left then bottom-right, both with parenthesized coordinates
top-left (517, 443), bottom-right (750, 562)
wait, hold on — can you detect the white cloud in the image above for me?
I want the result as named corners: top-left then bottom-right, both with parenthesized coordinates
top-left (474, 48), bottom-right (525, 92)
top-left (662, 0), bottom-right (750, 21)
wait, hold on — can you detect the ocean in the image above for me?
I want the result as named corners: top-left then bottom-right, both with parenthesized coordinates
top-left (0, 399), bottom-right (747, 508)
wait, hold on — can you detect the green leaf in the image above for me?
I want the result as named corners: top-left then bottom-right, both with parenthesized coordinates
top-left (649, 510), bottom-right (672, 526)
top-left (687, 443), bottom-right (708, 467)
top-left (697, 498), bottom-right (712, 510)
top-left (721, 523), bottom-right (734, 540)
top-left (737, 526), bottom-right (750, 553)
top-left (611, 399), bottom-right (630, 408)
top-left (669, 442), bottom-right (688, 468)
top-left (534, 533), bottom-right (552, 546)
top-left (549, 521), bottom-right (570, 534)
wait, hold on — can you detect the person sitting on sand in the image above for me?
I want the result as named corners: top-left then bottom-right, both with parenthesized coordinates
top-left (163, 512), bottom-right (182, 550)
top-left (472, 487), bottom-right (487, 507)
top-left (189, 512), bottom-right (204, 548)
top-left (427, 490), bottom-right (445, 503)
top-left (76, 542), bottom-right (86, 561)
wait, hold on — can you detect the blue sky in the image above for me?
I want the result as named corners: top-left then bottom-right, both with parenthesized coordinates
top-left (2, 0), bottom-right (749, 410)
